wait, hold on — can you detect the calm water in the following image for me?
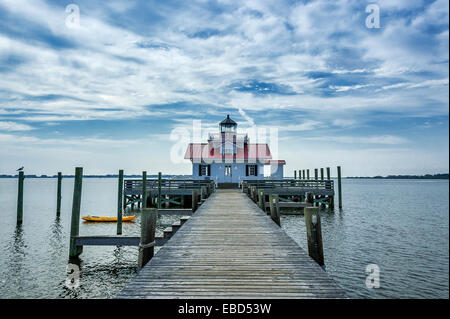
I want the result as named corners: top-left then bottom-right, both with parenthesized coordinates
top-left (0, 178), bottom-right (448, 298)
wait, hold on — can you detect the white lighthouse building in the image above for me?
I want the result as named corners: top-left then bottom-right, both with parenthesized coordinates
top-left (184, 115), bottom-right (286, 188)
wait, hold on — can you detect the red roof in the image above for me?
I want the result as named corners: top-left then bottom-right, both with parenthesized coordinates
top-left (264, 160), bottom-right (286, 165)
top-left (184, 143), bottom-right (273, 160)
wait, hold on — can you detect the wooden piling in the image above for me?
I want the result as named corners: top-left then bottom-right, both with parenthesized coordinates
top-left (56, 172), bottom-right (62, 217)
top-left (314, 169), bottom-right (318, 180)
top-left (258, 190), bottom-right (265, 210)
top-left (320, 168), bottom-right (324, 180)
top-left (306, 192), bottom-right (314, 204)
top-left (269, 194), bottom-right (281, 227)
top-left (307, 169), bottom-right (310, 180)
top-left (192, 190), bottom-right (198, 212)
top-left (16, 171), bottom-right (24, 224)
top-left (304, 207), bottom-right (324, 266)
top-left (138, 208), bottom-right (157, 269)
top-left (302, 170), bottom-right (305, 180)
top-left (326, 167), bottom-right (331, 180)
top-left (157, 172), bottom-right (162, 209)
top-left (201, 186), bottom-right (206, 200)
top-left (117, 169), bottom-right (124, 235)
top-left (294, 170), bottom-right (297, 179)
top-left (250, 186), bottom-right (256, 202)
top-left (337, 166), bottom-right (342, 209)
top-left (142, 171), bottom-right (147, 209)
top-left (69, 167), bottom-right (83, 258)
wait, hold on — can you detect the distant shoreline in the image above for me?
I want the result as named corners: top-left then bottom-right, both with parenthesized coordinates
top-left (0, 175), bottom-right (191, 178)
top-left (345, 174), bottom-right (448, 180)
top-left (0, 174), bottom-right (448, 179)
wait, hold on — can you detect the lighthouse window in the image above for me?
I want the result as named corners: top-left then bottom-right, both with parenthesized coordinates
top-left (199, 165), bottom-right (210, 176)
top-left (222, 142), bottom-right (234, 155)
top-left (246, 165), bottom-right (257, 176)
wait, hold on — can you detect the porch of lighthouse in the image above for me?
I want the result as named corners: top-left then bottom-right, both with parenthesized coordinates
top-left (184, 115), bottom-right (286, 188)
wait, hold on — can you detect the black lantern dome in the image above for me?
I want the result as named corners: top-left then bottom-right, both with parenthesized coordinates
top-left (219, 115), bottom-right (237, 133)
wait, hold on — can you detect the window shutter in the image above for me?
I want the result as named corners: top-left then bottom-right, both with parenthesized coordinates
top-left (207, 165), bottom-right (211, 176)
top-left (254, 165), bottom-right (258, 176)
top-left (246, 165), bottom-right (249, 176)
top-left (199, 165), bottom-right (202, 176)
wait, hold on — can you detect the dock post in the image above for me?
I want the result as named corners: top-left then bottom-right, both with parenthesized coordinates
top-left (307, 169), bottom-right (310, 180)
top-left (56, 172), bottom-right (62, 217)
top-left (142, 171), bottom-right (147, 209)
top-left (138, 208), bottom-right (157, 269)
top-left (192, 190), bottom-right (198, 212)
top-left (294, 170), bottom-right (297, 179)
top-left (16, 171), bottom-right (24, 224)
top-left (314, 169), bottom-right (318, 180)
top-left (69, 167), bottom-right (83, 258)
top-left (329, 196), bottom-right (335, 210)
top-left (158, 172), bottom-right (162, 209)
top-left (337, 166), bottom-right (342, 209)
top-left (117, 170), bottom-right (124, 235)
top-left (326, 167), bottom-right (331, 180)
top-left (320, 168), bottom-right (324, 180)
top-left (201, 186), bottom-right (206, 200)
top-left (258, 190), bottom-right (265, 210)
top-left (306, 192), bottom-right (314, 204)
top-left (269, 194), bottom-right (281, 226)
top-left (304, 207), bottom-right (324, 266)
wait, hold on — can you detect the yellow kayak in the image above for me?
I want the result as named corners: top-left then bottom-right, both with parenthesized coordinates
top-left (82, 215), bottom-right (136, 222)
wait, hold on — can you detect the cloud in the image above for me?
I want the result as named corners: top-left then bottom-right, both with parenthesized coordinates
top-left (237, 107), bottom-right (255, 126)
top-left (0, 132), bottom-right (141, 147)
top-left (0, 121), bottom-right (34, 131)
top-left (304, 135), bottom-right (409, 145)
top-left (0, 0), bottom-right (447, 174)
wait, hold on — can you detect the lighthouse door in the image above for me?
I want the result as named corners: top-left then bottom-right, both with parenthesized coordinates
top-left (224, 165), bottom-right (232, 182)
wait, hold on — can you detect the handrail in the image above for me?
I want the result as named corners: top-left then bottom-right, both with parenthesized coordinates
top-left (124, 179), bottom-right (215, 191)
top-left (241, 179), bottom-right (334, 190)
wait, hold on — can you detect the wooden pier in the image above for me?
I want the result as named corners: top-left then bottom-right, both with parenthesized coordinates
top-left (117, 189), bottom-right (346, 299)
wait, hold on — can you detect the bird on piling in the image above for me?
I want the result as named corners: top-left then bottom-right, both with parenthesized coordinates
top-left (16, 166), bottom-right (24, 171)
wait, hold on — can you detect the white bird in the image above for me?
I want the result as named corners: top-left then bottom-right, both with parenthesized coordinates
top-left (16, 166), bottom-right (24, 171)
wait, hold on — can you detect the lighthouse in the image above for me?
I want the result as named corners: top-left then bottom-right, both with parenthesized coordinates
top-left (184, 115), bottom-right (286, 188)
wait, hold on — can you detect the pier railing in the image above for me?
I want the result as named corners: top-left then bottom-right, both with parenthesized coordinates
top-left (241, 179), bottom-right (334, 192)
top-left (124, 179), bottom-right (215, 195)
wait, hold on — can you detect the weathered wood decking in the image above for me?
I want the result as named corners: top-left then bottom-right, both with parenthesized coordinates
top-left (117, 189), bottom-right (346, 299)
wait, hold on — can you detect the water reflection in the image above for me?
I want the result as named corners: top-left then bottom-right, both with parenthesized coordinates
top-left (48, 216), bottom-right (64, 259)
top-left (1, 225), bottom-right (27, 297)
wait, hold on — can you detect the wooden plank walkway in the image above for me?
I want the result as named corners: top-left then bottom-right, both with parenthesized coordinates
top-left (117, 189), bottom-right (346, 299)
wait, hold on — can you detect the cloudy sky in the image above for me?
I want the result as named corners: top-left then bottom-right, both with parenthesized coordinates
top-left (0, 0), bottom-right (448, 176)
